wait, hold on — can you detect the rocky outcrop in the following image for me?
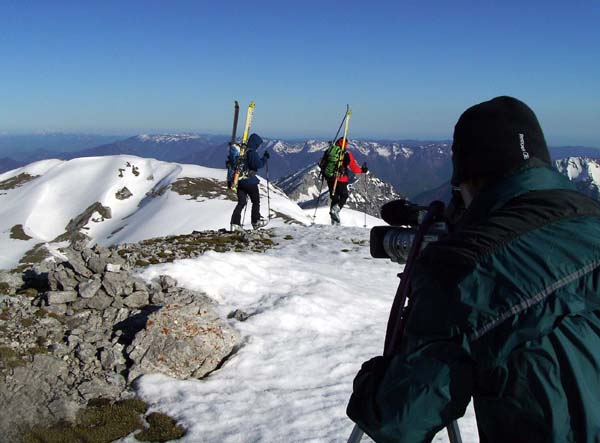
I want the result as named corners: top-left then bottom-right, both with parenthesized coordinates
top-left (128, 297), bottom-right (238, 381)
top-left (274, 164), bottom-right (403, 217)
top-left (0, 172), bottom-right (40, 191)
top-left (115, 186), bottom-right (133, 200)
top-left (64, 202), bottom-right (112, 235)
top-left (0, 242), bottom-right (239, 440)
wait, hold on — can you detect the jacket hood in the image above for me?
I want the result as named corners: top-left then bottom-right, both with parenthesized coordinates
top-left (247, 133), bottom-right (263, 150)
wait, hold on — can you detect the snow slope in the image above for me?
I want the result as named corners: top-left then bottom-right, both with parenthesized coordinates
top-left (0, 156), bottom-right (480, 441)
top-left (124, 225), bottom-right (478, 443)
top-left (0, 156), bottom-right (313, 269)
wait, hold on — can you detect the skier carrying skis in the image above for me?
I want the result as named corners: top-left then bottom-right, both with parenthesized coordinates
top-left (230, 133), bottom-right (270, 231)
top-left (347, 96), bottom-right (600, 442)
top-left (320, 137), bottom-right (368, 225)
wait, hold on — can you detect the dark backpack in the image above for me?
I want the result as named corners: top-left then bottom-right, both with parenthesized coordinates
top-left (319, 144), bottom-right (343, 179)
top-left (226, 144), bottom-right (252, 187)
top-left (226, 144), bottom-right (240, 185)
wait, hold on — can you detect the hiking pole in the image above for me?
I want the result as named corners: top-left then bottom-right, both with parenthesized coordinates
top-left (311, 177), bottom-right (326, 224)
top-left (312, 105), bottom-right (350, 224)
top-left (242, 200), bottom-right (248, 227)
top-left (347, 201), bottom-right (463, 443)
top-left (362, 163), bottom-right (368, 228)
top-left (266, 158), bottom-right (271, 222)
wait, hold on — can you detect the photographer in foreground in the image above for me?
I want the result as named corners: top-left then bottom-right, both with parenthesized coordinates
top-left (347, 96), bottom-right (600, 442)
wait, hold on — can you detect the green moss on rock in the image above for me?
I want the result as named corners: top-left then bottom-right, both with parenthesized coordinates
top-left (135, 412), bottom-right (186, 442)
top-left (0, 346), bottom-right (25, 369)
top-left (21, 398), bottom-right (184, 443)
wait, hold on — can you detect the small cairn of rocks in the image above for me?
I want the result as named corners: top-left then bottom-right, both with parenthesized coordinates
top-left (0, 240), bottom-right (239, 440)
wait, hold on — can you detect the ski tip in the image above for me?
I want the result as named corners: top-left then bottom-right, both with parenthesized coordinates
top-left (249, 101), bottom-right (256, 108)
top-left (235, 100), bottom-right (239, 107)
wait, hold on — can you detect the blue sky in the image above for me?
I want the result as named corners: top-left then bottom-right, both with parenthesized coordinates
top-left (1, 0), bottom-right (599, 145)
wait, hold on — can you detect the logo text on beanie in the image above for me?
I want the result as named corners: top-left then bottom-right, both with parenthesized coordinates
top-left (519, 133), bottom-right (530, 160)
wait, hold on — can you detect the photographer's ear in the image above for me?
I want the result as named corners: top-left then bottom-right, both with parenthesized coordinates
top-left (458, 183), bottom-right (475, 208)
top-left (445, 187), bottom-right (466, 229)
top-left (459, 176), bottom-right (490, 208)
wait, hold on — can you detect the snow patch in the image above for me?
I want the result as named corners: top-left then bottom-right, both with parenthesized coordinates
top-left (128, 225), bottom-right (478, 443)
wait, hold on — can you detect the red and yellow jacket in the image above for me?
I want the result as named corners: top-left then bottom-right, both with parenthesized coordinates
top-left (337, 150), bottom-right (363, 183)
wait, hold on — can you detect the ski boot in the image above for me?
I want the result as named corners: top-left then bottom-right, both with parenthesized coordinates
top-left (252, 217), bottom-right (268, 230)
top-left (329, 205), bottom-right (341, 225)
top-left (230, 223), bottom-right (244, 233)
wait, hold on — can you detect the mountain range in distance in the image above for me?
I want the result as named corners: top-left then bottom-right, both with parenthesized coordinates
top-left (1, 132), bottom-right (600, 202)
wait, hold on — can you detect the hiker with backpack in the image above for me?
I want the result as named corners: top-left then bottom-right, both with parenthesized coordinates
top-left (229, 133), bottom-right (270, 231)
top-left (320, 137), bottom-right (368, 225)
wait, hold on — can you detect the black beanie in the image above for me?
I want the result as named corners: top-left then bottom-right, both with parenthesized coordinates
top-left (451, 96), bottom-right (551, 186)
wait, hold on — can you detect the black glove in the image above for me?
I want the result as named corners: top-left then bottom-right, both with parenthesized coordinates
top-left (361, 164), bottom-right (369, 173)
top-left (347, 355), bottom-right (391, 422)
top-left (353, 355), bottom-right (390, 392)
top-left (263, 151), bottom-right (270, 160)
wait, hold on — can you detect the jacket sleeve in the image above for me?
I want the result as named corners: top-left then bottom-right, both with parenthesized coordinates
top-left (347, 264), bottom-right (474, 443)
top-left (247, 150), bottom-right (266, 171)
top-left (345, 151), bottom-right (363, 174)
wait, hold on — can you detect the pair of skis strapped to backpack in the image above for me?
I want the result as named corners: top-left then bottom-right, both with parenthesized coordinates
top-left (312, 105), bottom-right (351, 223)
top-left (228, 101), bottom-right (256, 191)
top-left (331, 108), bottom-right (352, 195)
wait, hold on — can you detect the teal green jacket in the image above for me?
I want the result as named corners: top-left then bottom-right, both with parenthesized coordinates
top-left (347, 166), bottom-right (600, 442)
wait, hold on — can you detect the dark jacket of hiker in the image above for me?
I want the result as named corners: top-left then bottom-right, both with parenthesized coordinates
top-left (239, 133), bottom-right (267, 186)
top-left (347, 165), bottom-right (600, 443)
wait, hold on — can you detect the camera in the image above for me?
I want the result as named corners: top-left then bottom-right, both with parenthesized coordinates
top-left (370, 199), bottom-right (449, 263)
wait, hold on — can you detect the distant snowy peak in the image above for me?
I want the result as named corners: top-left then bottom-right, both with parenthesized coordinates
top-left (305, 140), bottom-right (330, 153)
top-left (556, 157), bottom-right (600, 199)
top-left (266, 139), bottom-right (452, 161)
top-left (262, 139), bottom-right (328, 155)
top-left (274, 164), bottom-right (402, 217)
top-left (556, 157), bottom-right (600, 181)
top-left (264, 140), bottom-right (303, 154)
top-left (135, 134), bottom-right (206, 144)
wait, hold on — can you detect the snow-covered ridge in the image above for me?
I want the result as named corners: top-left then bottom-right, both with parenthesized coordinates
top-left (0, 155), bottom-right (312, 269)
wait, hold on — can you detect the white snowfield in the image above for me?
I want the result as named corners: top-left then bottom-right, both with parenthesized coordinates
top-left (0, 155), bottom-right (317, 269)
top-left (0, 156), bottom-right (478, 441)
top-left (126, 225), bottom-right (478, 443)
